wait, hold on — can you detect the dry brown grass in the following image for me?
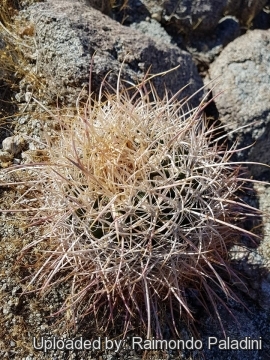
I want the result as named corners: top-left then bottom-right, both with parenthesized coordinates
top-left (0, 0), bottom-right (42, 116)
top-left (111, 0), bottom-right (129, 11)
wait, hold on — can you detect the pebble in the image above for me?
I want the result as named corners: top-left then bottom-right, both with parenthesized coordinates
top-left (2, 135), bottom-right (26, 155)
top-left (0, 151), bottom-right (13, 162)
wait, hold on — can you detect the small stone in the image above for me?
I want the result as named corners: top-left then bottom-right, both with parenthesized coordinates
top-left (1, 162), bottom-right (12, 168)
top-left (3, 305), bottom-right (10, 315)
top-left (151, 12), bottom-right (162, 22)
top-left (0, 151), bottom-right (13, 162)
top-left (13, 158), bottom-right (21, 165)
top-left (2, 135), bottom-right (26, 155)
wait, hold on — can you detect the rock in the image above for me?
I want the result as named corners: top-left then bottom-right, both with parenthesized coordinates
top-left (225, 0), bottom-right (268, 26)
top-left (129, 18), bottom-right (173, 44)
top-left (47, 0), bottom-right (113, 16)
top-left (252, 6), bottom-right (270, 29)
top-left (200, 301), bottom-right (269, 360)
top-left (254, 183), bottom-right (270, 262)
top-left (113, 0), bottom-right (151, 25)
top-left (186, 16), bottom-right (241, 68)
top-left (138, 0), bottom-right (231, 35)
top-left (230, 244), bottom-right (268, 299)
top-left (162, 0), bottom-right (228, 35)
top-left (207, 29), bottom-right (270, 179)
top-left (2, 135), bottom-right (26, 156)
top-left (17, 0), bottom-right (203, 107)
top-left (140, 0), bottom-right (163, 17)
top-left (0, 151), bottom-right (13, 162)
top-left (84, 0), bottom-right (112, 15)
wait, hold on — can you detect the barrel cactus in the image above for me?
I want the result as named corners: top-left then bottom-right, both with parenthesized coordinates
top-left (7, 76), bottom-right (261, 339)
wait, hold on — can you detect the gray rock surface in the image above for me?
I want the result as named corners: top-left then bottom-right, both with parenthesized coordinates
top-left (85, 0), bottom-right (112, 15)
top-left (207, 29), bottom-right (270, 178)
top-left (2, 135), bottom-right (26, 156)
top-left (18, 0), bottom-right (203, 106)
top-left (225, 0), bottom-right (268, 26)
top-left (129, 18), bottom-right (173, 44)
top-left (162, 0), bottom-right (228, 35)
top-left (0, 150), bottom-right (13, 162)
top-left (199, 300), bottom-right (270, 360)
top-left (127, 1), bottom-right (269, 54)
top-left (154, 0), bottom-right (267, 33)
top-left (254, 183), bottom-right (270, 264)
top-left (186, 16), bottom-right (241, 67)
top-left (252, 5), bottom-right (270, 30)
